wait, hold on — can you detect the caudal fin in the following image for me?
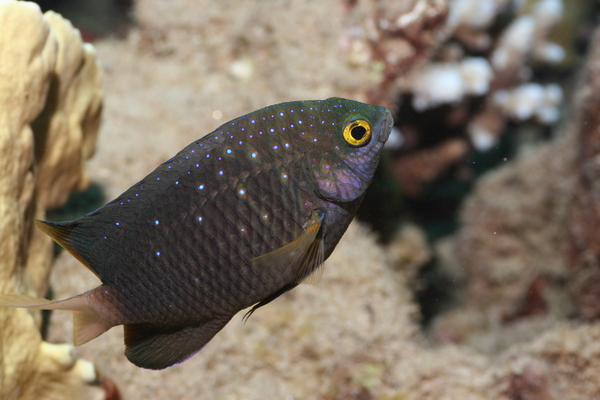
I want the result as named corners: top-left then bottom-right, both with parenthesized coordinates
top-left (0, 293), bottom-right (113, 345)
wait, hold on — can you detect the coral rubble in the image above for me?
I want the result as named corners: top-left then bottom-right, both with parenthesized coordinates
top-left (0, 1), bottom-right (107, 399)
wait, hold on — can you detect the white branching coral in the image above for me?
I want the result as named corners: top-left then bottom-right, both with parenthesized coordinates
top-left (411, 57), bottom-right (493, 111)
top-left (399, 0), bottom-right (565, 151)
top-left (493, 83), bottom-right (563, 124)
top-left (532, 0), bottom-right (565, 63)
top-left (491, 15), bottom-right (537, 71)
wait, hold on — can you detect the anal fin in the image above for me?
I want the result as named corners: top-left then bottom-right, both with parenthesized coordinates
top-left (124, 316), bottom-right (231, 370)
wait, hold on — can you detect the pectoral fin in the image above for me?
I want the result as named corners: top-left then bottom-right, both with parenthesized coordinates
top-left (124, 316), bottom-right (231, 370)
top-left (244, 210), bottom-right (326, 321)
top-left (250, 209), bottom-right (326, 285)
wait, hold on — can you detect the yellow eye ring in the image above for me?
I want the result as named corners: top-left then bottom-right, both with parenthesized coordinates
top-left (343, 119), bottom-right (372, 147)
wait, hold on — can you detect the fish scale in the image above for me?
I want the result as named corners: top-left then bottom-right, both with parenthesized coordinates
top-left (0, 97), bottom-right (393, 369)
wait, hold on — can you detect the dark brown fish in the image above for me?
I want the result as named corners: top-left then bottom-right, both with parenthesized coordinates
top-left (0, 98), bottom-right (393, 369)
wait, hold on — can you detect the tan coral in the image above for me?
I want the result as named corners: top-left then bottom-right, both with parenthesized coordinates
top-left (431, 4), bottom-right (598, 353)
top-left (428, 138), bottom-right (576, 352)
top-left (567, 26), bottom-right (600, 320)
top-left (0, 1), bottom-right (105, 399)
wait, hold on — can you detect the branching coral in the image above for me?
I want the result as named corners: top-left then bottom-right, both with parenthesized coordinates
top-left (0, 1), bottom-right (109, 399)
top-left (352, 0), bottom-right (567, 204)
top-left (430, 5), bottom-right (600, 353)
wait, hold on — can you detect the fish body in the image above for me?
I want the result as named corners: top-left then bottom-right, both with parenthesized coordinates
top-left (1, 98), bottom-right (392, 369)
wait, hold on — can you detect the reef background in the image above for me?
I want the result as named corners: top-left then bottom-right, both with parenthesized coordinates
top-left (8, 0), bottom-right (600, 399)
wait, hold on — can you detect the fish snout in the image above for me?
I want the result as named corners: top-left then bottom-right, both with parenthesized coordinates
top-left (378, 109), bottom-right (394, 144)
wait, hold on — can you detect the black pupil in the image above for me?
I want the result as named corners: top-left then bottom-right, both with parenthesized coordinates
top-left (351, 125), bottom-right (367, 141)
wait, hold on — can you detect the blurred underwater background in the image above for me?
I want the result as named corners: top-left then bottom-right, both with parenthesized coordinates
top-left (3, 0), bottom-right (600, 398)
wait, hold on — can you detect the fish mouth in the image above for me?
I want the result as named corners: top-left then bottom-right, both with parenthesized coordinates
top-left (378, 109), bottom-right (394, 143)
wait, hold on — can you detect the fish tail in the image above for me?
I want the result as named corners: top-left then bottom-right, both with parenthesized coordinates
top-left (0, 293), bottom-right (112, 345)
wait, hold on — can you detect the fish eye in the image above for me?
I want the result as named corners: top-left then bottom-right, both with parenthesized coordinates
top-left (343, 119), bottom-right (371, 147)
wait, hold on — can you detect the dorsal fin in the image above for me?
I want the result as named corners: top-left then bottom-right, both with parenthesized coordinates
top-left (35, 220), bottom-right (101, 279)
